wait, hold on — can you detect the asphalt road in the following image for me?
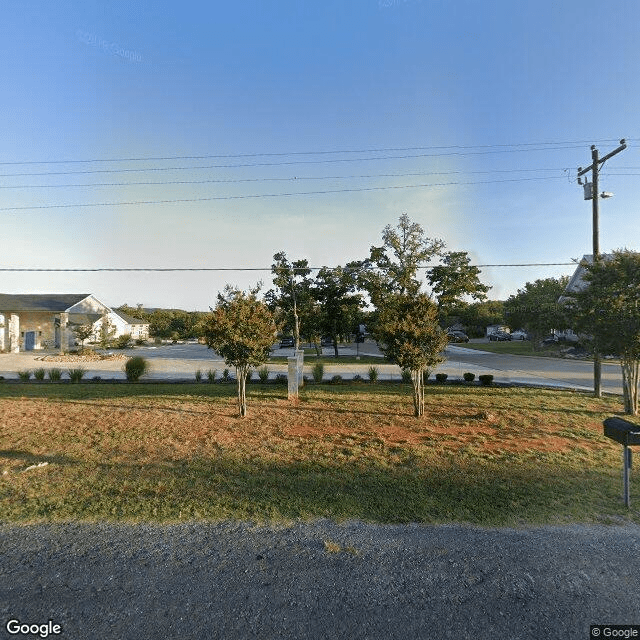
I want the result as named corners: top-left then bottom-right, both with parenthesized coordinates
top-left (2, 521), bottom-right (640, 640)
top-left (0, 341), bottom-right (624, 393)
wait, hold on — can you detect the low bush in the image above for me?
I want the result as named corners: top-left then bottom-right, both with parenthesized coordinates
top-left (114, 334), bottom-right (133, 349)
top-left (435, 373), bottom-right (448, 383)
top-left (479, 374), bottom-right (494, 386)
top-left (124, 357), bottom-right (148, 382)
top-left (401, 369), bottom-right (412, 384)
top-left (368, 366), bottom-right (379, 383)
top-left (17, 370), bottom-right (31, 381)
top-left (312, 362), bottom-right (324, 383)
top-left (33, 368), bottom-right (46, 381)
top-left (194, 369), bottom-right (202, 383)
top-left (207, 369), bottom-right (217, 383)
top-left (222, 369), bottom-right (232, 383)
top-left (274, 373), bottom-right (288, 385)
top-left (423, 370), bottom-right (431, 382)
top-left (463, 372), bottom-right (475, 382)
top-left (352, 374), bottom-right (364, 383)
top-left (258, 366), bottom-right (269, 384)
top-left (135, 338), bottom-right (146, 346)
top-left (68, 368), bottom-right (86, 383)
top-left (330, 374), bottom-right (343, 384)
top-left (48, 368), bottom-right (62, 382)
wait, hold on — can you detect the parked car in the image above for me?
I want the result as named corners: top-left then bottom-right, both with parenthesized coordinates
top-left (447, 330), bottom-right (469, 343)
top-left (279, 336), bottom-right (295, 348)
top-left (489, 331), bottom-right (512, 341)
top-left (542, 335), bottom-right (559, 346)
top-left (511, 330), bottom-right (530, 341)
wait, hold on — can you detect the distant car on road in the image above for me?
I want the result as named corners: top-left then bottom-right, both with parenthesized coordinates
top-left (279, 336), bottom-right (295, 348)
top-left (489, 331), bottom-right (512, 342)
top-left (447, 330), bottom-right (469, 343)
top-left (511, 330), bottom-right (530, 341)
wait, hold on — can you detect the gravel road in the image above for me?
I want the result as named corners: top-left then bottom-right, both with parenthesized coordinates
top-left (2, 520), bottom-right (640, 639)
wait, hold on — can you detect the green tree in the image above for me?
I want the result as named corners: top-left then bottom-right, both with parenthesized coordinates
top-left (504, 277), bottom-right (569, 349)
top-left (427, 251), bottom-right (490, 320)
top-left (357, 213), bottom-right (444, 306)
top-left (98, 313), bottom-right (115, 350)
top-left (202, 285), bottom-right (277, 417)
top-left (267, 252), bottom-right (313, 350)
top-left (457, 300), bottom-right (506, 337)
top-left (313, 265), bottom-right (363, 357)
top-left (567, 251), bottom-right (640, 415)
top-left (72, 324), bottom-right (94, 352)
top-left (373, 292), bottom-right (448, 417)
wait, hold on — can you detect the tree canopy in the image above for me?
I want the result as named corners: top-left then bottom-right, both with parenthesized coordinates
top-left (567, 250), bottom-right (640, 414)
top-left (202, 285), bottom-right (277, 417)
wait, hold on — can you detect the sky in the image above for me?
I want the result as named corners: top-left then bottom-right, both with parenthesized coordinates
top-left (1, 0), bottom-right (639, 310)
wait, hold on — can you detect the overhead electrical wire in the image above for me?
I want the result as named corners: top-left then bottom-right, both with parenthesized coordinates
top-left (0, 138), bottom-right (636, 166)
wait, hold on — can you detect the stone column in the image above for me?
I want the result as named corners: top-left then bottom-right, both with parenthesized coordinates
top-left (8, 314), bottom-right (20, 353)
top-left (295, 349), bottom-right (304, 387)
top-left (59, 312), bottom-right (68, 355)
top-left (287, 356), bottom-right (299, 400)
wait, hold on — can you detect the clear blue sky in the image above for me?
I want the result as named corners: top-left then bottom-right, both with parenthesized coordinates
top-left (2, 0), bottom-right (639, 310)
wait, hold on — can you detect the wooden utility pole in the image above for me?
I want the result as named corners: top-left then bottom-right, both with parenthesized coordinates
top-left (577, 139), bottom-right (627, 397)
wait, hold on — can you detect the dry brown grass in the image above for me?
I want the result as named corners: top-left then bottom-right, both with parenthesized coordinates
top-left (0, 383), bottom-right (636, 524)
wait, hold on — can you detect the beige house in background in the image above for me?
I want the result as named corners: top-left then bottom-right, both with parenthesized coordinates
top-left (0, 294), bottom-right (149, 353)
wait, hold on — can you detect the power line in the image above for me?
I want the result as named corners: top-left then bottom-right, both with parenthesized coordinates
top-left (0, 176), bottom-right (572, 211)
top-left (0, 138), bottom-right (635, 166)
top-left (0, 168), bottom-right (587, 190)
top-left (0, 145), bottom-right (628, 178)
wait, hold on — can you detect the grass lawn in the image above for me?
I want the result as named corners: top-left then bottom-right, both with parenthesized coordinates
top-left (0, 381), bottom-right (637, 526)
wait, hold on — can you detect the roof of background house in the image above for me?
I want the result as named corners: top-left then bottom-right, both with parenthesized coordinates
top-left (112, 309), bottom-right (148, 325)
top-left (563, 254), bottom-right (614, 296)
top-left (0, 293), bottom-right (93, 312)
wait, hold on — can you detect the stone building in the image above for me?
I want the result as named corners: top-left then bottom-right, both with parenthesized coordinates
top-left (0, 293), bottom-right (148, 353)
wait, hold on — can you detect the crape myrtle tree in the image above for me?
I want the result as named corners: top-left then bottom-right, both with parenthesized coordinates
top-left (266, 252), bottom-right (313, 351)
top-left (357, 214), bottom-right (448, 416)
top-left (312, 264), bottom-right (363, 358)
top-left (567, 250), bottom-right (640, 415)
top-left (374, 292), bottom-right (448, 417)
top-left (202, 285), bottom-right (277, 417)
top-left (504, 277), bottom-right (569, 349)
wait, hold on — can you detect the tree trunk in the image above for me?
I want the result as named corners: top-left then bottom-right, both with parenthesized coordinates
top-left (236, 365), bottom-right (248, 417)
top-left (412, 369), bottom-right (424, 417)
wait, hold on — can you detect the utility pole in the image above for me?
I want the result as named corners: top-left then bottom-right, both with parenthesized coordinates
top-left (577, 138), bottom-right (627, 397)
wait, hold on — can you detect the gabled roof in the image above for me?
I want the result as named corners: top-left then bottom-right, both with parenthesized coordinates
top-left (561, 254), bottom-right (614, 300)
top-left (0, 293), bottom-right (93, 312)
top-left (111, 309), bottom-right (149, 325)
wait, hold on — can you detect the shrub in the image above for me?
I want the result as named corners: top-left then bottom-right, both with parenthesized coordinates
top-left (479, 374), bottom-right (494, 386)
top-left (222, 368), bottom-right (231, 383)
top-left (352, 374), bottom-right (364, 382)
top-left (135, 338), bottom-right (146, 346)
top-left (435, 373), bottom-right (448, 383)
top-left (245, 369), bottom-right (254, 383)
top-left (423, 370), bottom-right (431, 383)
top-left (195, 369), bottom-right (202, 382)
top-left (258, 366), bottom-right (269, 384)
top-left (330, 374), bottom-right (343, 384)
top-left (463, 372), bottom-right (475, 382)
top-left (207, 369), bottom-right (217, 383)
top-left (48, 368), bottom-right (62, 382)
top-left (114, 334), bottom-right (133, 349)
top-left (312, 362), bottom-right (324, 383)
top-left (401, 369), bottom-right (412, 383)
top-left (124, 357), bottom-right (148, 382)
top-left (17, 370), bottom-right (31, 381)
top-left (33, 368), bottom-right (46, 381)
top-left (368, 366), bottom-right (379, 383)
top-left (274, 373), bottom-right (288, 385)
top-left (68, 368), bottom-right (86, 383)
